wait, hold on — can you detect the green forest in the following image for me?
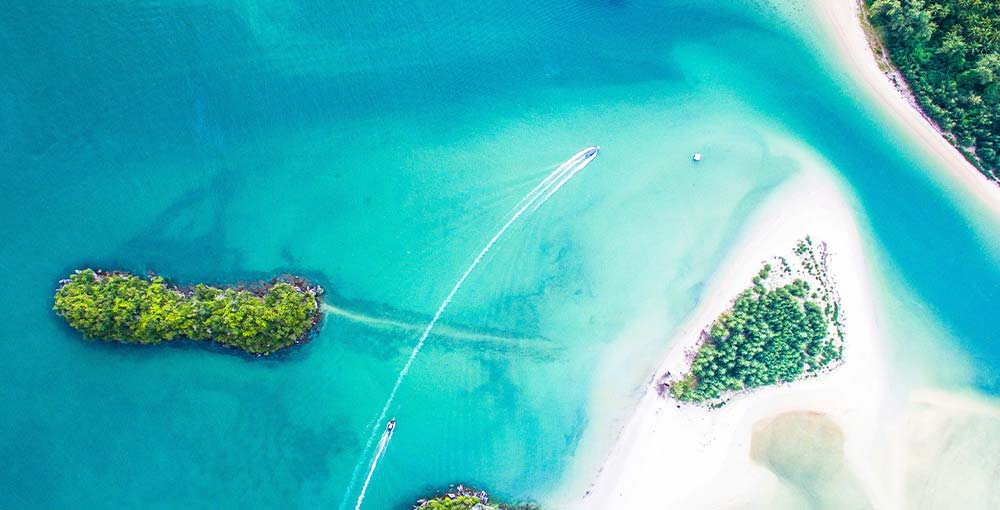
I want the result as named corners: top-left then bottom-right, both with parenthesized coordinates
top-left (866, 0), bottom-right (1000, 179)
top-left (417, 495), bottom-right (489, 510)
top-left (416, 495), bottom-right (538, 510)
top-left (53, 269), bottom-right (321, 355)
top-left (670, 268), bottom-right (841, 403)
top-left (414, 487), bottom-right (537, 510)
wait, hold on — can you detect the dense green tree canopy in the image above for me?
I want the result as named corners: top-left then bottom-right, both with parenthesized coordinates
top-left (671, 272), bottom-right (841, 403)
top-left (414, 487), bottom-right (537, 510)
top-left (416, 495), bottom-right (539, 510)
top-left (867, 0), bottom-right (1000, 178)
top-left (53, 269), bottom-right (321, 355)
top-left (418, 495), bottom-right (486, 510)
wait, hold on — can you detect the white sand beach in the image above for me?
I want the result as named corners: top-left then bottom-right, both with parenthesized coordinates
top-left (571, 5), bottom-right (1000, 506)
top-left (576, 160), bottom-right (900, 509)
top-left (812, 0), bottom-right (1000, 219)
top-left (574, 145), bottom-right (1000, 508)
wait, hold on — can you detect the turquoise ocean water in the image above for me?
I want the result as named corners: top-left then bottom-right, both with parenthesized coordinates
top-left (2, 1), bottom-right (998, 508)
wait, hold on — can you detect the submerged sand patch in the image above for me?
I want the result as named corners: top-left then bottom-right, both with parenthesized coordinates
top-left (572, 143), bottom-right (1000, 508)
top-left (575, 143), bottom-right (895, 510)
top-left (896, 391), bottom-right (1000, 510)
top-left (751, 411), bottom-right (871, 510)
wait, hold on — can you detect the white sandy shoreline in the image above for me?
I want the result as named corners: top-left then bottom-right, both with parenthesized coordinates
top-left (575, 161), bottom-right (898, 509)
top-left (813, 0), bottom-right (1000, 219)
top-left (566, 5), bottom-right (1000, 507)
top-left (571, 155), bottom-right (1000, 509)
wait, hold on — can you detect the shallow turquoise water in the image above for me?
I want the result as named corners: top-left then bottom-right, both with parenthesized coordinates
top-left (2, 1), bottom-right (998, 508)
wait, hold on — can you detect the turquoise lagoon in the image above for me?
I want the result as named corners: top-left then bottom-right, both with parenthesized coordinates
top-left (2, 0), bottom-right (998, 508)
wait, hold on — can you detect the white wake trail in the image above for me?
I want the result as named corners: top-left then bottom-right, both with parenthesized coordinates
top-left (530, 153), bottom-right (592, 213)
top-left (508, 149), bottom-right (591, 215)
top-left (343, 147), bottom-right (598, 510)
top-left (354, 428), bottom-right (394, 510)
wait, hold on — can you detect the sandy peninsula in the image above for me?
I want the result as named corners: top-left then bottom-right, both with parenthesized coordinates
top-left (812, 0), bottom-right (1000, 219)
top-left (573, 154), bottom-right (1000, 509)
top-left (568, 5), bottom-right (1000, 507)
top-left (576, 161), bottom-right (900, 509)
top-left (574, 151), bottom-right (1000, 509)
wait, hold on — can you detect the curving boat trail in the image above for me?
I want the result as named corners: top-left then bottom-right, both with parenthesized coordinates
top-left (344, 146), bottom-right (599, 510)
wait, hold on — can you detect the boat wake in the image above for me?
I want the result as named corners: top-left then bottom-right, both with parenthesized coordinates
top-left (342, 146), bottom-right (599, 510)
top-left (354, 420), bottom-right (395, 510)
top-left (320, 302), bottom-right (540, 345)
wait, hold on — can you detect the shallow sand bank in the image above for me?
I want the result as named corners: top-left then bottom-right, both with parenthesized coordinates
top-left (576, 162), bottom-right (897, 509)
top-left (573, 151), bottom-right (1000, 509)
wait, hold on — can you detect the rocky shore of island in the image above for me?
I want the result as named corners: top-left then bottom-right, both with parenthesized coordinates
top-left (413, 484), bottom-right (538, 510)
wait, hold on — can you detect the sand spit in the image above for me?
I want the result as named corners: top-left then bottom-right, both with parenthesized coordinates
top-left (576, 162), bottom-right (1000, 509)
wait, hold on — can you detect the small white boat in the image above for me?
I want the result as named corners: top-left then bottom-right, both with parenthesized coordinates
top-left (386, 418), bottom-right (396, 433)
top-left (693, 153), bottom-right (702, 161)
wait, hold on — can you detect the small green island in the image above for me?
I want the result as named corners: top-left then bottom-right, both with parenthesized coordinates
top-left (667, 238), bottom-right (845, 404)
top-left (53, 269), bottom-right (323, 355)
top-left (413, 485), bottom-right (537, 510)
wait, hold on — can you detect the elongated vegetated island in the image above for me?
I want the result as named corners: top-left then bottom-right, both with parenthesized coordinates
top-left (668, 238), bottom-right (844, 404)
top-left (53, 269), bottom-right (323, 355)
